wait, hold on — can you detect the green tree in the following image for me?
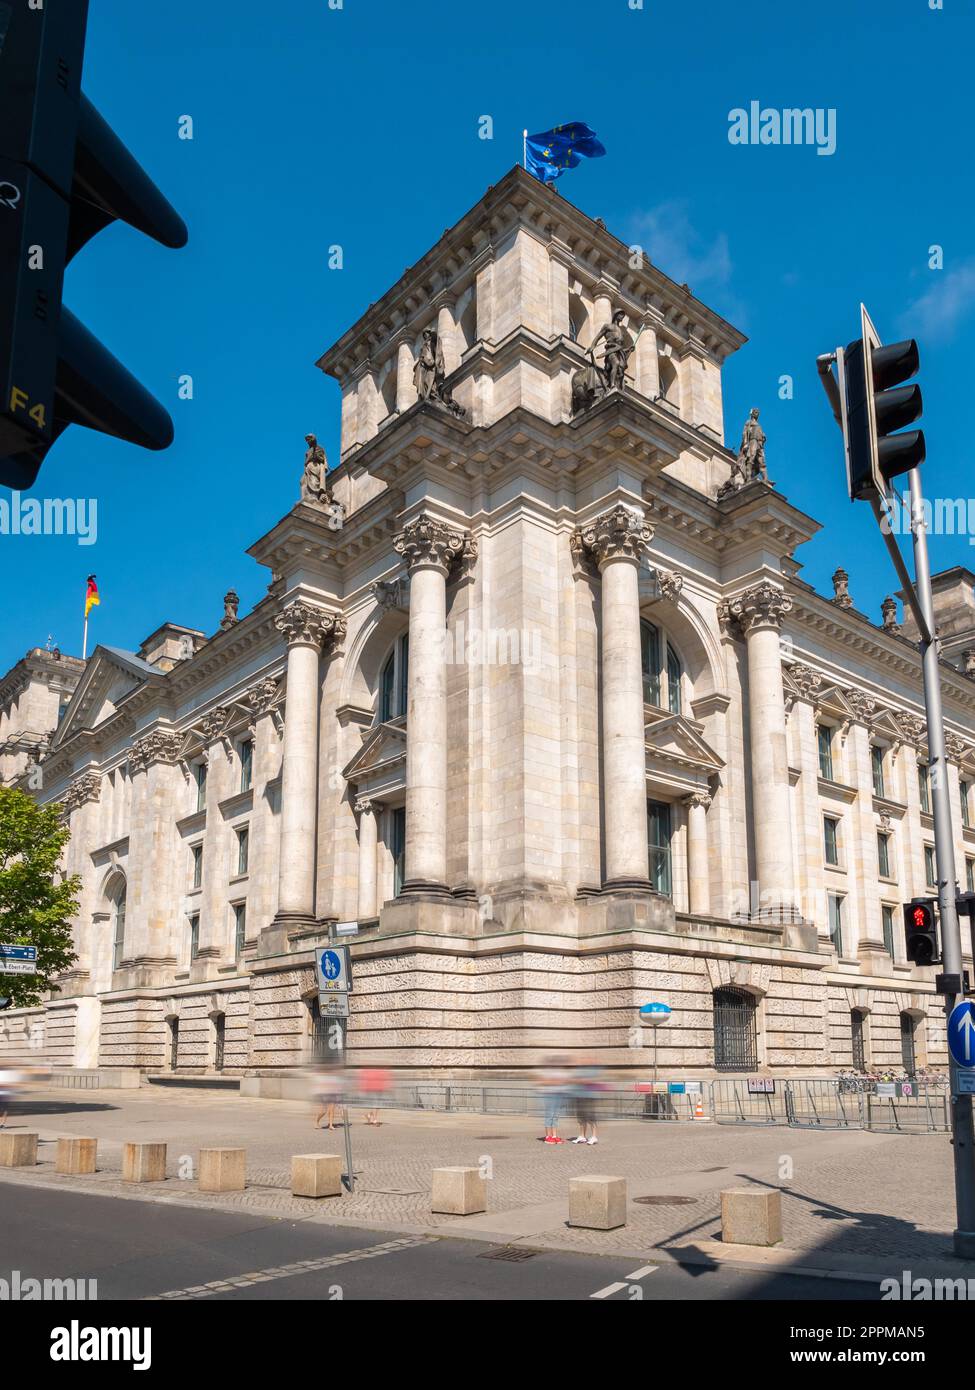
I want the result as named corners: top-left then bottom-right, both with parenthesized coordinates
top-left (0, 787), bottom-right (79, 1008)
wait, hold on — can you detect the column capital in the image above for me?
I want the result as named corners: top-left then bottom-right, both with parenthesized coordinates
top-left (726, 582), bottom-right (793, 635)
top-left (275, 601), bottom-right (346, 651)
top-left (394, 515), bottom-right (474, 577)
top-left (845, 686), bottom-right (880, 727)
top-left (684, 791), bottom-right (712, 811)
top-left (130, 729), bottom-right (181, 775)
top-left (244, 676), bottom-right (280, 722)
top-left (354, 796), bottom-right (384, 817)
top-left (61, 770), bottom-right (101, 814)
top-left (574, 504), bottom-right (653, 569)
top-left (946, 732), bottom-right (968, 765)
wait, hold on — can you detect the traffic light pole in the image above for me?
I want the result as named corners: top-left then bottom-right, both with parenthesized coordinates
top-left (905, 465), bottom-right (975, 1259)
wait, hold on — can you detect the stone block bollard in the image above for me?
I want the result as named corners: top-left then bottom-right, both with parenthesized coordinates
top-left (431, 1166), bottom-right (487, 1215)
top-left (292, 1153), bottom-right (343, 1199)
top-left (199, 1147), bottom-right (246, 1193)
top-left (721, 1187), bottom-right (783, 1246)
top-left (55, 1137), bottom-right (97, 1175)
top-left (122, 1142), bottom-right (167, 1184)
top-left (0, 1132), bottom-right (37, 1167)
top-left (568, 1174), bottom-right (627, 1230)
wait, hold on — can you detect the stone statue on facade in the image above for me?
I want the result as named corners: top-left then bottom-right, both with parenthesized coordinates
top-left (737, 408), bottom-right (767, 483)
top-left (220, 589), bottom-right (239, 630)
top-left (301, 434), bottom-right (332, 506)
top-left (413, 327), bottom-right (469, 421)
top-left (571, 309), bottom-right (634, 416)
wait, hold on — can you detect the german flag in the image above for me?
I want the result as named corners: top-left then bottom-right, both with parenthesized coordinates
top-left (85, 575), bottom-right (100, 618)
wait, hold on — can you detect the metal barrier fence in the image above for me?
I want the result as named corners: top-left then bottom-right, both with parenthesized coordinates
top-left (712, 1078), bottom-right (791, 1126)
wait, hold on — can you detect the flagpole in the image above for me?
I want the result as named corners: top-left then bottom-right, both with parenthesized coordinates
top-left (82, 612), bottom-right (88, 661)
top-left (523, 129), bottom-right (528, 169)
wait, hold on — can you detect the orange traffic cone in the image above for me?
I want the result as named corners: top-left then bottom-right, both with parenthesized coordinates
top-left (692, 1094), bottom-right (708, 1121)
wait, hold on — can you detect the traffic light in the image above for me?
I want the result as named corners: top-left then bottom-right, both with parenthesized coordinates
top-left (903, 897), bottom-right (940, 966)
top-left (0, 0), bottom-right (187, 490)
top-left (842, 304), bottom-right (925, 503)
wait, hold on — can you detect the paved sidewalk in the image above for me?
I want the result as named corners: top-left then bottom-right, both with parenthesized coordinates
top-left (0, 1083), bottom-right (966, 1280)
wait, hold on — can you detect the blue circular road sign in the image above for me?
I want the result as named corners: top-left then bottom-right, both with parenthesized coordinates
top-left (320, 949), bottom-right (343, 982)
top-left (948, 1001), bottom-right (975, 1070)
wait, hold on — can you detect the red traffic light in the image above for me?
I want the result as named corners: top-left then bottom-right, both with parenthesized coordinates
top-left (912, 905), bottom-right (929, 929)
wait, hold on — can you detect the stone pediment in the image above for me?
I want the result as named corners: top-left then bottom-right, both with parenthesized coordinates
top-left (644, 709), bottom-right (724, 773)
top-left (52, 646), bottom-right (161, 746)
top-left (342, 719), bottom-right (406, 785)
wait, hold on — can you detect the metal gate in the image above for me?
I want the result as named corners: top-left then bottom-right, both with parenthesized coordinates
top-left (713, 987), bottom-right (758, 1071)
top-left (785, 1078), bottom-right (864, 1128)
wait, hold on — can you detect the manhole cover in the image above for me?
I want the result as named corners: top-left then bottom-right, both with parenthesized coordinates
top-left (633, 1195), bottom-right (697, 1206)
top-left (478, 1246), bottom-right (543, 1262)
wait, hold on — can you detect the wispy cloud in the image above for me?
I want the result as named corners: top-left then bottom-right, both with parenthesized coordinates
top-left (627, 200), bottom-right (732, 292)
top-left (898, 260), bottom-right (975, 344)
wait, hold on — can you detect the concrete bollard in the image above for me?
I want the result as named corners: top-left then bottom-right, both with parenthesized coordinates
top-left (292, 1154), bottom-right (343, 1199)
top-left (122, 1142), bottom-right (167, 1184)
top-left (431, 1166), bottom-right (487, 1216)
top-left (55, 1137), bottom-right (97, 1175)
top-left (721, 1186), bottom-right (783, 1246)
top-left (0, 1132), bottom-right (38, 1168)
top-left (568, 1174), bottom-right (627, 1231)
top-left (199, 1147), bottom-right (246, 1193)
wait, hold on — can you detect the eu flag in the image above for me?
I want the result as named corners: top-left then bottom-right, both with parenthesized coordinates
top-left (525, 123), bottom-right (606, 183)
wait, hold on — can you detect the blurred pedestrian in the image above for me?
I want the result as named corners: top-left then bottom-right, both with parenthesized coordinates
top-left (313, 1063), bottom-right (345, 1130)
top-left (571, 1060), bottom-right (605, 1145)
top-left (360, 1066), bottom-right (391, 1126)
top-left (537, 1055), bottom-right (570, 1144)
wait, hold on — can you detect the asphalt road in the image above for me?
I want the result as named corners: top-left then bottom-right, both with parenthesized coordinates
top-left (0, 1182), bottom-right (883, 1302)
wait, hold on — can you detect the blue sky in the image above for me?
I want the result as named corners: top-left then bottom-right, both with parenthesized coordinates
top-left (2, 0), bottom-right (973, 670)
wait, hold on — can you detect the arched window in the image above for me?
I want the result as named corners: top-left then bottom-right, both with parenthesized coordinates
top-left (641, 620), bottom-right (684, 713)
top-left (168, 1017), bottom-right (179, 1070)
top-left (112, 887), bottom-right (126, 971)
top-left (658, 355), bottom-right (680, 407)
top-left (713, 987), bottom-right (758, 1071)
top-left (212, 1013), bottom-right (226, 1072)
top-left (379, 633), bottom-right (409, 722)
top-left (647, 801), bottom-right (672, 896)
top-left (851, 1009), bottom-right (867, 1071)
top-left (900, 1012), bottom-right (917, 1075)
top-left (568, 292), bottom-right (589, 346)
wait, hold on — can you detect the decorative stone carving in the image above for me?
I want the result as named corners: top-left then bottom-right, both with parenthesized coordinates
top-left (879, 811), bottom-right (892, 830)
top-left (845, 687), bottom-right (879, 725)
top-left (274, 602), bottom-right (347, 651)
top-left (574, 504), bottom-right (653, 568)
top-left (787, 664), bottom-right (823, 702)
top-left (831, 567), bottom-right (853, 609)
top-left (201, 707), bottom-right (231, 745)
top-left (881, 596), bottom-right (900, 634)
top-left (244, 677), bottom-right (279, 720)
top-left (894, 711), bottom-right (926, 746)
top-left (354, 796), bottom-right (383, 816)
top-left (964, 649), bottom-right (975, 678)
top-left (394, 516), bottom-right (469, 577)
top-left (412, 327), bottom-right (469, 421)
top-left (646, 567), bottom-right (683, 604)
top-left (726, 582), bottom-right (793, 635)
top-left (301, 434), bottom-right (332, 506)
top-left (130, 729), bottom-right (181, 774)
top-left (220, 589), bottom-right (239, 630)
top-left (945, 732), bottom-right (967, 764)
top-left (372, 575), bottom-right (410, 612)
top-left (61, 771), bottom-right (101, 814)
top-left (684, 791), bottom-right (712, 811)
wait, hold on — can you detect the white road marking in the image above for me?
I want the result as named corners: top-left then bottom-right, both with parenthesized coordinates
top-left (626, 1264), bottom-right (659, 1280)
top-left (146, 1235), bottom-right (439, 1300)
top-left (590, 1281), bottom-right (628, 1299)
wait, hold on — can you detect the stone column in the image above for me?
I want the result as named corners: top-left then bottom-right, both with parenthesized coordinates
top-left (61, 773), bottom-right (102, 983)
top-left (395, 337), bottom-right (416, 414)
top-left (685, 792), bottom-right (711, 915)
top-left (592, 283), bottom-right (614, 336)
top-left (436, 297), bottom-right (458, 375)
top-left (576, 505), bottom-right (653, 891)
top-left (196, 708), bottom-right (232, 964)
top-left (125, 730), bottom-right (182, 973)
top-left (272, 603), bottom-right (345, 927)
top-left (355, 797), bottom-right (382, 919)
top-left (394, 515), bottom-right (473, 896)
top-left (848, 713), bottom-right (886, 958)
top-left (727, 583), bottom-right (796, 917)
top-left (634, 318), bottom-right (660, 400)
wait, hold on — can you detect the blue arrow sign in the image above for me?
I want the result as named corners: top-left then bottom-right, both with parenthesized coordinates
top-left (948, 1001), bottom-right (975, 1069)
top-left (0, 946), bottom-right (37, 961)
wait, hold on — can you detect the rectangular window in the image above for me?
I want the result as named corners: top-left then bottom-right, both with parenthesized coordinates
top-left (641, 620), bottom-right (661, 707)
top-left (871, 745), bottom-right (886, 798)
top-left (828, 893), bottom-right (844, 956)
top-left (924, 844), bottom-right (937, 888)
top-left (647, 800), bottom-right (673, 896)
top-left (877, 831), bottom-right (891, 879)
top-left (818, 725), bottom-right (834, 780)
top-left (239, 739), bottom-right (253, 794)
top-left (191, 843), bottom-right (203, 890)
top-left (195, 760), bottom-right (208, 812)
top-left (823, 816), bottom-right (840, 867)
top-left (189, 914), bottom-right (200, 962)
top-left (390, 807), bottom-right (406, 896)
top-left (968, 859), bottom-right (975, 895)
top-left (919, 763), bottom-right (931, 814)
top-left (233, 903), bottom-right (247, 959)
top-left (962, 780), bottom-right (971, 830)
top-left (882, 904), bottom-right (896, 959)
top-left (666, 644), bottom-right (681, 715)
top-left (236, 825), bottom-right (249, 876)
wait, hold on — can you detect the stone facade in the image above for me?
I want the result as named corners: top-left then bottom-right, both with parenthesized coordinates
top-left (4, 167), bottom-right (975, 1083)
